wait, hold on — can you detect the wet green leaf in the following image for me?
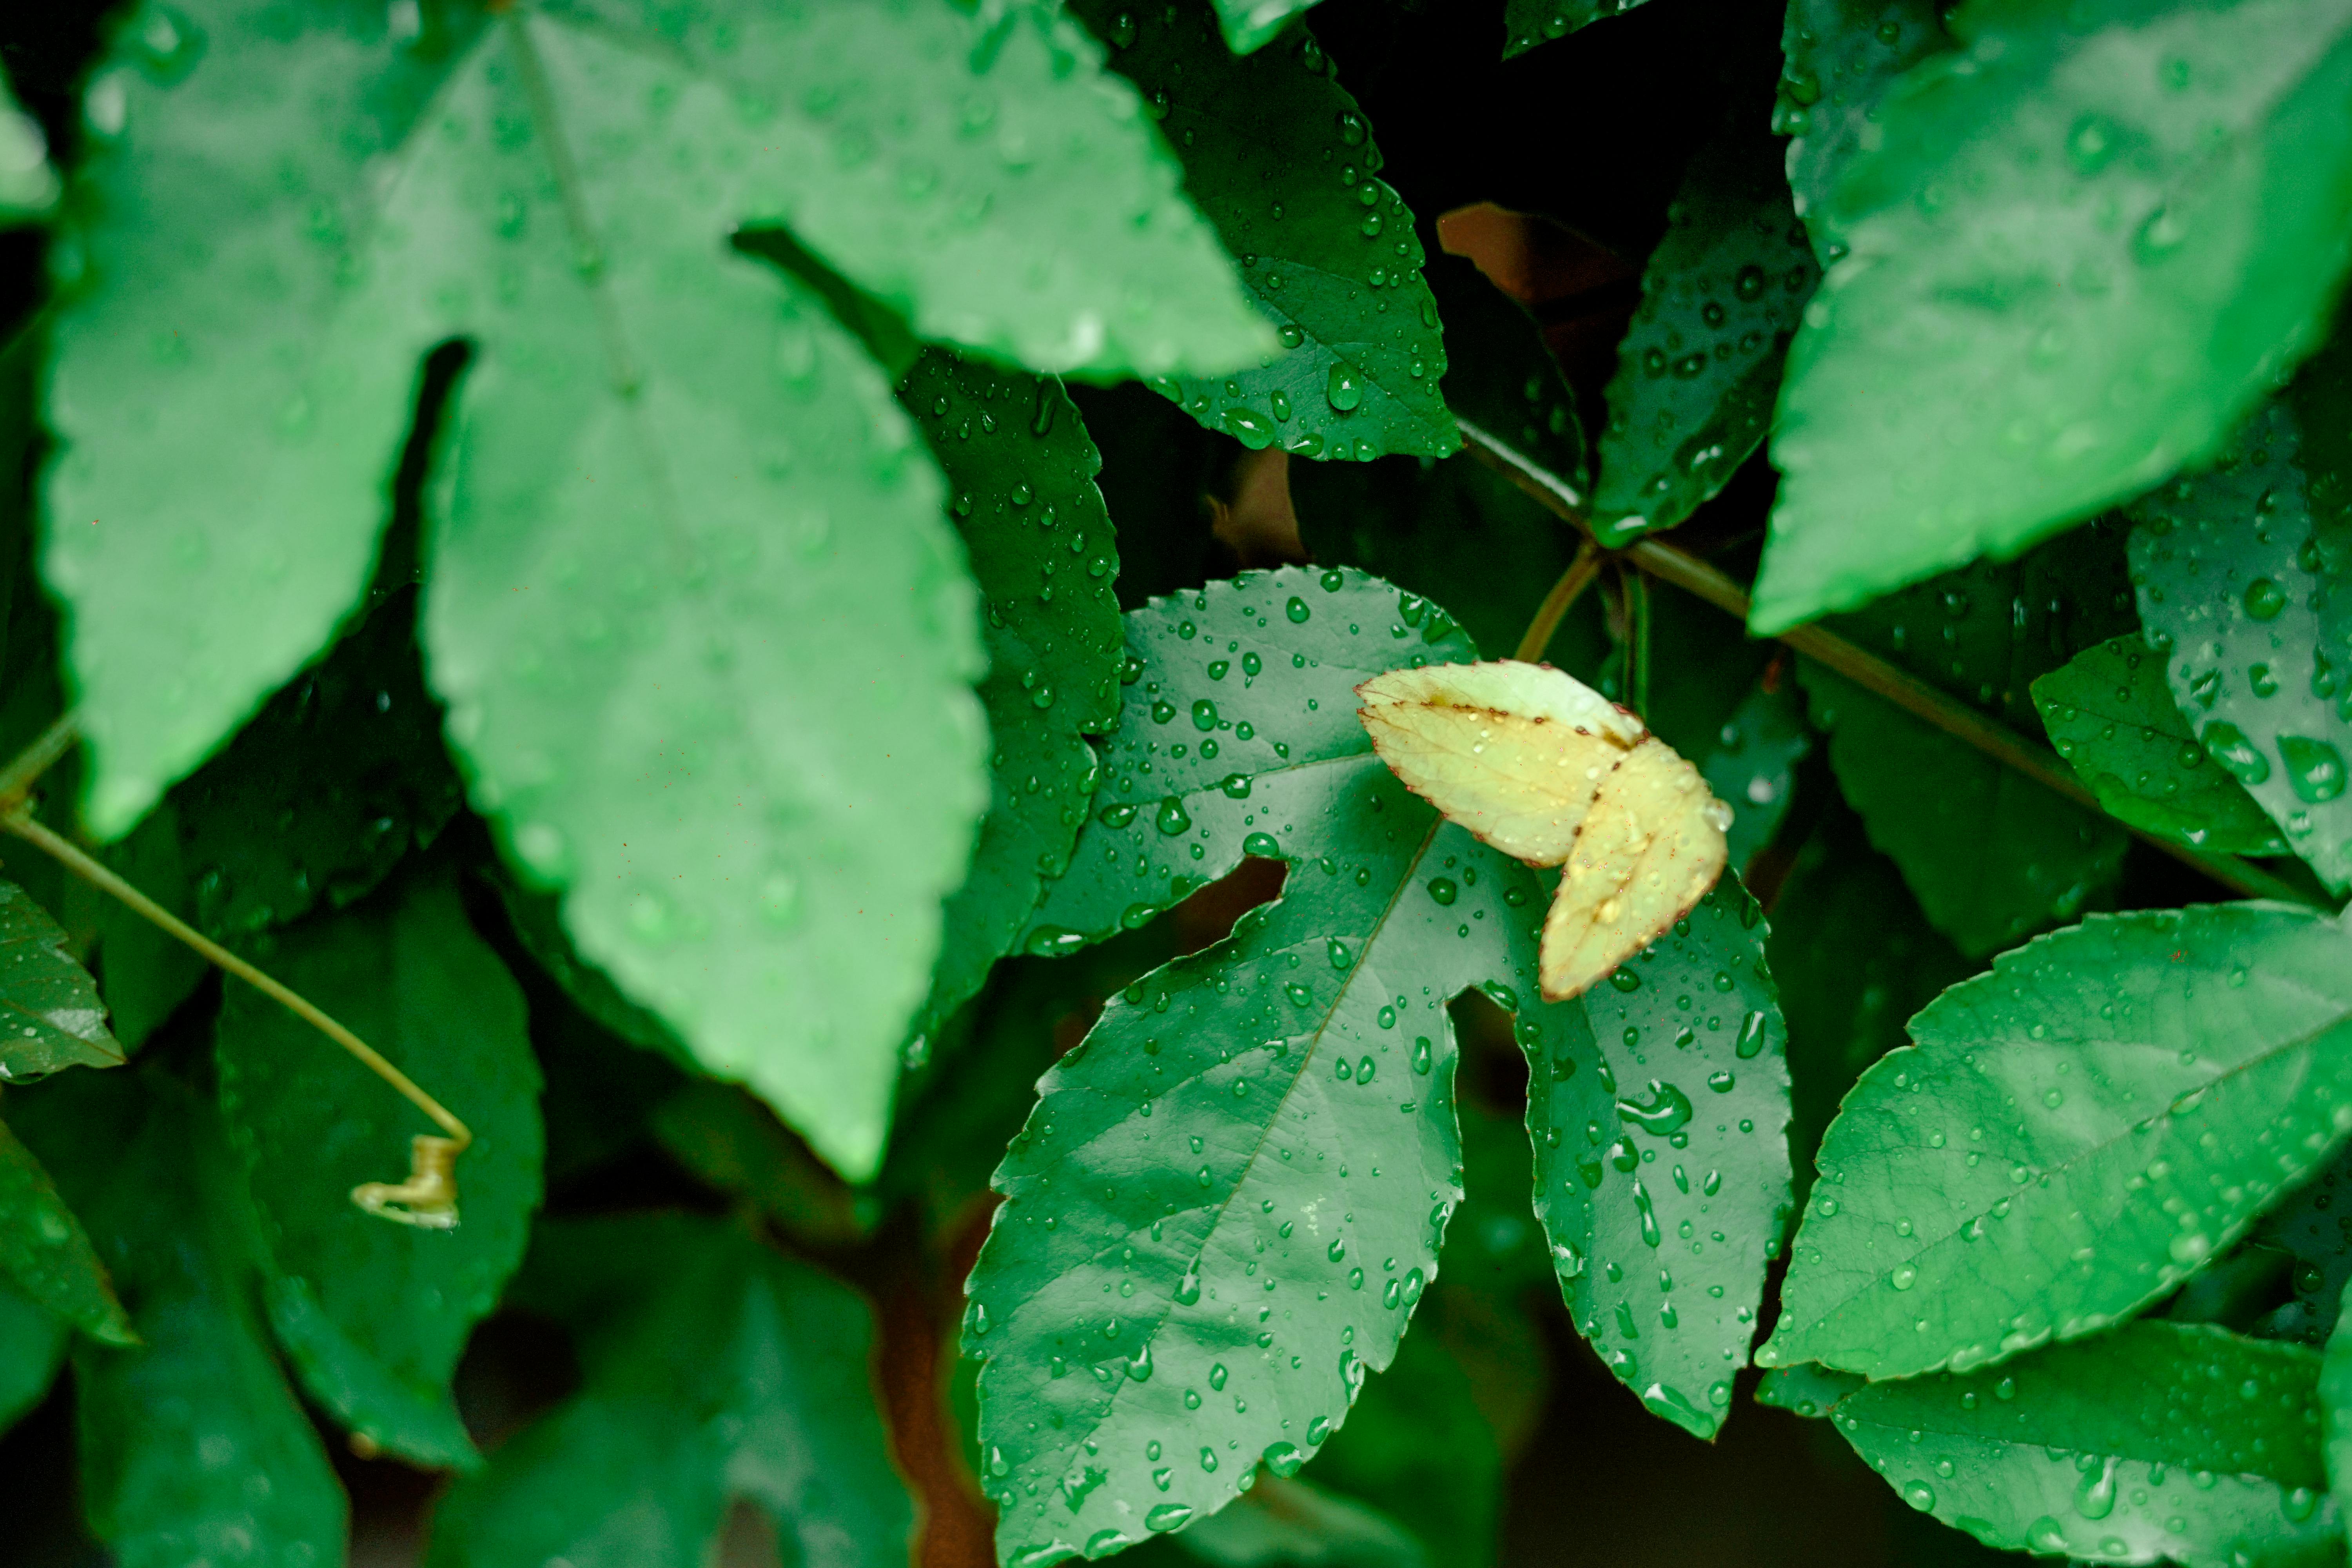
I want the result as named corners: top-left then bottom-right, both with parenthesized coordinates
top-left (1426, 252), bottom-right (1587, 500)
top-left (0, 877), bottom-right (123, 1080)
top-left (2129, 400), bottom-right (2352, 893)
top-left (1078, 0), bottom-right (1455, 463)
top-left (496, 877), bottom-right (689, 1071)
top-left (903, 351), bottom-right (1127, 1040)
top-left (214, 863), bottom-right (543, 1469)
top-left (1590, 108), bottom-right (1817, 543)
top-left (0, 1283), bottom-right (65, 1433)
top-left (0, 64), bottom-right (56, 225)
top-left (1697, 678), bottom-right (1811, 870)
top-left (424, 1213), bottom-right (911, 1568)
top-left (1172, 1476), bottom-right (1429, 1568)
top-left (45, 0), bottom-right (1264, 840)
top-left (1211, 0), bottom-right (1325, 54)
top-left (0, 1116), bottom-right (130, 1345)
top-left (1752, 0), bottom-right (2352, 634)
top-left (2255, 1145), bottom-right (2352, 1344)
top-left (1754, 1361), bottom-right (1863, 1418)
top-left (1833, 1322), bottom-right (2335, 1566)
top-left (2033, 633), bottom-right (2287, 856)
top-left (2324, 1278), bottom-right (2352, 1531)
top-left (1308, 1323), bottom-right (1499, 1568)
top-left (1762, 902), bottom-right (2352, 1380)
top-left (15, 1065), bottom-right (347, 1568)
top-left (1502, 0), bottom-right (1652, 57)
top-left (1775, 0), bottom-right (1951, 258)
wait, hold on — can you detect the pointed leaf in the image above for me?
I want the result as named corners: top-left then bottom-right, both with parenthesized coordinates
top-left (1751, 0), bottom-right (2352, 633)
top-left (0, 877), bottom-right (123, 1078)
top-left (902, 350), bottom-right (1127, 1038)
top-left (1833, 1322), bottom-right (2336, 1566)
top-left (46, 0), bottom-right (1264, 839)
top-left (1590, 108), bottom-right (1818, 543)
top-left (1762, 903), bottom-right (2352, 1380)
top-left (2256, 1143), bottom-right (2352, 1343)
top-left (1775, 0), bottom-right (1950, 257)
top-left (2129, 401), bottom-right (2352, 892)
top-left (0, 64), bottom-right (57, 225)
top-left (1077, 0), bottom-right (1456, 463)
top-left (425, 1214), bottom-right (911, 1568)
top-left (0, 1283), bottom-right (65, 1433)
top-left (1697, 677), bottom-right (1811, 869)
top-left (14, 1067), bottom-right (347, 1568)
top-left (1502, 0), bottom-right (1651, 57)
top-left (0, 1116), bottom-right (131, 1345)
top-left (1212, 0), bottom-right (1326, 54)
top-left (1426, 252), bottom-right (1587, 498)
top-left (2033, 633), bottom-right (2287, 856)
top-left (214, 864), bottom-right (543, 1468)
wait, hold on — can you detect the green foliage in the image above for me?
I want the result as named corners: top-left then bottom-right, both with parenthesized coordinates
top-left (0, 65), bottom-right (56, 223)
top-left (2034, 633), bottom-right (2287, 855)
top-left (0, 875), bottom-right (123, 1078)
top-left (1503, 0), bottom-right (1652, 57)
top-left (0, 1282), bottom-right (65, 1430)
top-left (1753, 0), bottom-right (2352, 633)
top-left (214, 863), bottom-right (542, 1467)
top-left (1697, 678), bottom-right (1810, 869)
top-left (1079, 0), bottom-right (1455, 462)
top-left (1765, 902), bottom-right (2352, 1379)
top-left (1425, 254), bottom-right (1587, 499)
top-left (0, 1115), bottom-right (130, 1344)
top-left (1775, 0), bottom-right (1949, 256)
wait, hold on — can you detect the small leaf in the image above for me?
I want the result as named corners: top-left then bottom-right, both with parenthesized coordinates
top-left (424, 1214), bottom-right (911, 1568)
top-left (1775, 0), bottom-right (1951, 257)
top-left (2033, 633), bottom-right (2287, 856)
top-left (1833, 1322), bottom-right (2336, 1565)
top-left (0, 1283), bottom-right (66, 1433)
top-left (214, 862), bottom-right (544, 1469)
top-left (1502, 0), bottom-right (1651, 56)
top-left (1752, 0), bottom-right (2352, 633)
top-left (1426, 252), bottom-right (1587, 499)
top-left (1762, 902), bottom-right (2352, 1379)
top-left (1698, 677), bottom-right (1811, 869)
top-left (1211, 0), bottom-right (1325, 54)
top-left (2129, 399), bottom-right (2352, 892)
top-left (1590, 106), bottom-right (1818, 543)
top-left (901, 350), bottom-right (1127, 1040)
top-left (0, 1117), bottom-right (131, 1345)
top-left (15, 1066), bottom-right (347, 1568)
top-left (1078, 0), bottom-right (1456, 463)
top-left (0, 64), bottom-right (57, 225)
top-left (0, 877), bottom-right (123, 1080)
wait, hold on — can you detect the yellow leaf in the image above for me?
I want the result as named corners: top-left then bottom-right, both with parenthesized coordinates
top-left (1357, 660), bottom-right (1730, 1000)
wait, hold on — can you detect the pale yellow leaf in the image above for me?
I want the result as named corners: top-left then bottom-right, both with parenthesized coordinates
top-left (1355, 659), bottom-right (1730, 1001)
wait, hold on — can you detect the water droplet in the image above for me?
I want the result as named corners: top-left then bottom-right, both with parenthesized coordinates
top-left (1243, 831), bottom-right (1281, 858)
top-left (2242, 576), bottom-right (2287, 621)
top-left (1617, 1081), bottom-right (1693, 1136)
top-left (1286, 596), bottom-right (1312, 624)
top-left (1325, 364), bottom-right (1363, 412)
top-left (1902, 1481), bottom-right (1937, 1512)
top-left (1426, 877), bottom-right (1457, 906)
top-left (1156, 797), bottom-right (1193, 835)
top-left (2279, 735), bottom-right (2347, 803)
top-left (1146, 1505), bottom-right (1192, 1533)
top-left (1175, 1261), bottom-right (1201, 1305)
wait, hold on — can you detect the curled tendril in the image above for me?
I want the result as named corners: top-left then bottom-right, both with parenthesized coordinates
top-left (351, 1134), bottom-right (463, 1229)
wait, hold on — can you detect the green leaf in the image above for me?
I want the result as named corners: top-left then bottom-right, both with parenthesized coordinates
top-left (2257, 1146), bottom-right (2352, 1343)
top-left (1751, 0), bottom-right (2352, 634)
top-left (1522, 877), bottom-right (1792, 1437)
top-left (497, 877), bottom-right (689, 1070)
top-left (1171, 1477), bottom-right (1430, 1568)
top-left (2129, 400), bottom-right (2352, 892)
top-left (14, 1065), bottom-right (347, 1568)
top-left (0, 876), bottom-right (124, 1079)
top-left (45, 0), bottom-right (1266, 842)
top-left (1774, 0), bottom-right (1951, 257)
top-left (1831, 1322), bottom-right (2336, 1566)
top-left (2033, 633), bottom-right (2287, 856)
top-left (652, 1082), bottom-right (879, 1249)
top-left (0, 1116), bottom-right (131, 1345)
top-left (0, 1282), bottom-right (66, 1433)
top-left (1753, 1361), bottom-right (1863, 1417)
top-left (424, 1214), bottom-right (911, 1568)
top-left (1211, 0), bottom-right (1325, 54)
top-left (1307, 1321), bottom-right (1500, 1568)
top-left (1425, 252), bottom-right (1587, 499)
top-left (1761, 902), bottom-right (2352, 1380)
top-left (1589, 107), bottom-right (1818, 543)
top-left (901, 350), bottom-right (1127, 1038)
top-left (1697, 677), bottom-right (1811, 869)
top-left (214, 862), bottom-right (543, 1469)
top-left (2325, 1279), bottom-right (2352, 1530)
top-left (0, 64), bottom-right (57, 225)
top-left (1077, 0), bottom-right (1456, 463)
top-left (1503, 0), bottom-right (1651, 57)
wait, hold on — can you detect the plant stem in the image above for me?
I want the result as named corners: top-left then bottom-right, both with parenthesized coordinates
top-left (1456, 417), bottom-right (2322, 908)
top-left (1624, 564), bottom-right (1652, 719)
top-left (1513, 540), bottom-right (1604, 662)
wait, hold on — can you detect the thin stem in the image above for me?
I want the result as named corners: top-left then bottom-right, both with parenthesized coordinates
top-left (1624, 564), bottom-right (1652, 720)
top-left (1455, 417), bottom-right (2322, 908)
top-left (0, 714), bottom-right (78, 811)
top-left (1513, 539), bottom-right (1605, 662)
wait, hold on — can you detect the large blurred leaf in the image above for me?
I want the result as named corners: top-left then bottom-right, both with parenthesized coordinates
top-left (2325, 1278), bottom-right (2352, 1528)
top-left (1834, 1322), bottom-right (2335, 1566)
top-left (0, 64), bottom-right (56, 225)
top-left (1774, 0), bottom-right (1950, 257)
top-left (1752, 0), bottom-right (2352, 633)
top-left (44, 0), bottom-right (1265, 827)
top-left (215, 864), bottom-right (543, 1468)
top-left (1078, 0), bottom-right (1455, 462)
top-left (425, 1213), bottom-right (911, 1568)
top-left (1211, 0), bottom-right (1324, 54)
top-left (2033, 633), bottom-right (2287, 855)
top-left (2129, 399), bottom-right (2352, 892)
top-left (1590, 107), bottom-right (1817, 542)
top-left (1762, 902), bottom-right (2352, 1379)
top-left (0, 877), bottom-right (122, 1080)
top-left (0, 1283), bottom-right (64, 1433)
top-left (16, 1066), bottom-right (347, 1568)
top-left (902, 351), bottom-right (1127, 1040)
top-left (0, 1116), bottom-right (130, 1345)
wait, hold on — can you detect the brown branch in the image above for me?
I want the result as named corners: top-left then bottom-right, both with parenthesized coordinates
top-left (1457, 418), bottom-right (2320, 908)
top-left (1513, 540), bottom-right (1604, 662)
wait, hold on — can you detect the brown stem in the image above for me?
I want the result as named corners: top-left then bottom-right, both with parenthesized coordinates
top-left (1513, 540), bottom-right (1605, 663)
top-left (1456, 417), bottom-right (2321, 908)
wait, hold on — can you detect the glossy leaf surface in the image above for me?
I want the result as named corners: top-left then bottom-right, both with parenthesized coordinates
top-left (1697, 678), bottom-right (1810, 870)
top-left (1764, 903), bottom-right (2352, 1379)
top-left (2033, 633), bottom-right (2286, 855)
top-left (1753, 0), bottom-right (2352, 633)
top-left (0, 877), bottom-right (122, 1080)
top-left (1502, 0), bottom-right (1653, 56)
top-left (215, 865), bottom-right (543, 1468)
top-left (0, 1283), bottom-right (64, 1432)
top-left (1078, 0), bottom-right (1455, 463)
top-left (1775, 0), bottom-right (1949, 256)
top-left (1426, 253), bottom-right (1586, 499)
top-left (1212, 0), bottom-right (1324, 54)
top-left (0, 1115), bottom-right (130, 1344)
top-left (1834, 1322), bottom-right (2335, 1566)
